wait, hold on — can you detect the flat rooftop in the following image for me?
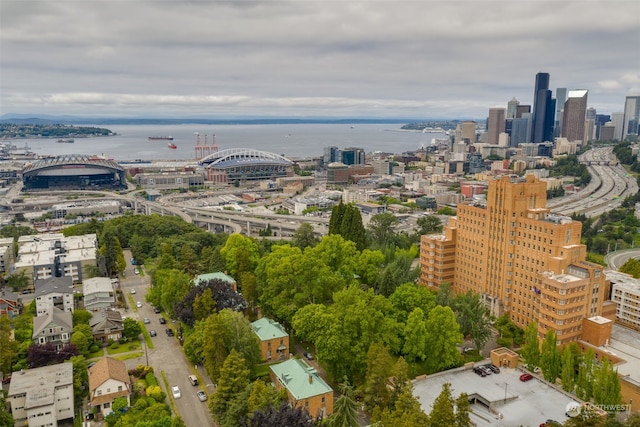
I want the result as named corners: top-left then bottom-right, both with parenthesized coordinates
top-left (605, 324), bottom-right (640, 384)
top-left (413, 364), bottom-right (579, 426)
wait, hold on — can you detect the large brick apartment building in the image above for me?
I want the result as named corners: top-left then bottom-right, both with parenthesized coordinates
top-left (419, 175), bottom-right (609, 344)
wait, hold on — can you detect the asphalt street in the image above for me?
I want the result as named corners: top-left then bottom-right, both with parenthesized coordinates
top-left (121, 252), bottom-right (216, 427)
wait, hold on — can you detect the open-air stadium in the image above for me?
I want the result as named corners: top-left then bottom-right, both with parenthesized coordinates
top-left (198, 148), bottom-right (293, 183)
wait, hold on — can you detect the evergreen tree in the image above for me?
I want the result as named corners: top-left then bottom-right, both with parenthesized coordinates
top-left (455, 393), bottom-right (472, 427)
top-left (540, 329), bottom-right (561, 382)
top-left (210, 350), bottom-right (251, 425)
top-left (328, 202), bottom-right (366, 251)
top-left (593, 357), bottom-right (622, 406)
top-left (429, 383), bottom-right (455, 427)
top-left (361, 342), bottom-right (393, 414)
top-left (520, 321), bottom-right (541, 368)
top-left (561, 344), bottom-right (576, 392)
top-left (0, 390), bottom-right (14, 427)
top-left (329, 201), bottom-right (346, 235)
top-left (330, 379), bottom-right (360, 427)
top-left (576, 349), bottom-right (595, 401)
top-left (292, 222), bottom-right (319, 250)
top-left (434, 282), bottom-right (453, 308)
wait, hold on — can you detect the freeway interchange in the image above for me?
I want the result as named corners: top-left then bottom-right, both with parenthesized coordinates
top-left (546, 147), bottom-right (638, 218)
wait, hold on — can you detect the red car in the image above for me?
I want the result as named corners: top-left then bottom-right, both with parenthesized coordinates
top-left (520, 373), bottom-right (533, 382)
top-left (2, 376), bottom-right (11, 385)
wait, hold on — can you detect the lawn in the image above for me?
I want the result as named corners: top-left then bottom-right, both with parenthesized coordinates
top-left (140, 324), bottom-right (154, 350)
top-left (107, 341), bottom-right (141, 355)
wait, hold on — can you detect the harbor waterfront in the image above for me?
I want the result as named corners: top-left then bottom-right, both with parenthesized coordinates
top-left (3, 123), bottom-right (447, 161)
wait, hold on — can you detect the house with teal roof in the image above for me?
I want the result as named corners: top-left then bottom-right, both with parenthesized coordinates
top-left (194, 272), bottom-right (237, 291)
top-left (252, 317), bottom-right (289, 361)
top-left (270, 358), bottom-right (334, 419)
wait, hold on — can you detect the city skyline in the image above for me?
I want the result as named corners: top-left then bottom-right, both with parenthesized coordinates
top-left (1, 1), bottom-right (639, 119)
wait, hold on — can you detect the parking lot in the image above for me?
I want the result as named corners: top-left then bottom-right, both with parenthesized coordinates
top-left (413, 364), bottom-right (578, 426)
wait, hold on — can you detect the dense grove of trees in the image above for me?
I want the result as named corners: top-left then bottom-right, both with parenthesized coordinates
top-left (0, 123), bottom-right (113, 138)
top-left (519, 322), bottom-right (622, 408)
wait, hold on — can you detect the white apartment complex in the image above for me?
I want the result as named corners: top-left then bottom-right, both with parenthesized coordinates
top-left (7, 362), bottom-right (74, 427)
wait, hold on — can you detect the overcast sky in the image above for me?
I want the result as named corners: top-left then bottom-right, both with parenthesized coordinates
top-left (1, 1), bottom-right (639, 119)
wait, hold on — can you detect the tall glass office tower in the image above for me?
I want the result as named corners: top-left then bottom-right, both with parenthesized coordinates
top-left (532, 72), bottom-right (554, 143)
top-left (623, 95), bottom-right (640, 140)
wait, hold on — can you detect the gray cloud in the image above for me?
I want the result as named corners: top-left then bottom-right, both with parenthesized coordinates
top-left (1, 0), bottom-right (638, 118)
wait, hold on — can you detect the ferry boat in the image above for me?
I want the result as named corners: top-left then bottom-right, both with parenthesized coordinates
top-left (57, 139), bottom-right (75, 143)
top-left (149, 136), bottom-right (174, 141)
top-left (167, 142), bottom-right (177, 149)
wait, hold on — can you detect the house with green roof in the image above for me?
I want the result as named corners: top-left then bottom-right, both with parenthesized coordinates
top-left (252, 317), bottom-right (289, 361)
top-left (194, 272), bottom-right (237, 291)
top-left (270, 358), bottom-right (334, 419)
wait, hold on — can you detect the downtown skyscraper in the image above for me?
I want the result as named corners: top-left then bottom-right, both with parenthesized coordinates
top-left (623, 95), bottom-right (640, 140)
top-left (562, 90), bottom-right (588, 142)
top-left (531, 72), bottom-right (556, 143)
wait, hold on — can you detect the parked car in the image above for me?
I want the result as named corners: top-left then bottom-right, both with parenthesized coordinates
top-left (153, 306), bottom-right (161, 313)
top-left (520, 373), bottom-right (533, 382)
top-left (304, 352), bottom-right (314, 360)
top-left (473, 367), bottom-right (486, 377)
top-left (166, 328), bottom-right (174, 337)
top-left (2, 376), bottom-right (11, 384)
top-left (130, 289), bottom-right (136, 294)
top-left (479, 365), bottom-right (492, 375)
top-left (134, 267), bottom-right (139, 275)
top-left (143, 318), bottom-right (150, 324)
top-left (159, 318), bottom-right (167, 324)
top-left (149, 330), bottom-right (157, 337)
top-left (196, 391), bottom-right (207, 402)
top-left (136, 301), bottom-right (142, 308)
top-left (171, 386), bottom-right (181, 399)
top-left (486, 364), bottom-right (500, 374)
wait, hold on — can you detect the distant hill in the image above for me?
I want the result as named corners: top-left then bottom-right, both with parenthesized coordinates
top-left (0, 115), bottom-right (430, 126)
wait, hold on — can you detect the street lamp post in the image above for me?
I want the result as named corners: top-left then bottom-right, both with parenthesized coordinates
top-left (504, 383), bottom-right (508, 404)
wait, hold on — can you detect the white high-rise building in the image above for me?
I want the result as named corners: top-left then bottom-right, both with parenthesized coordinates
top-left (611, 112), bottom-right (624, 141)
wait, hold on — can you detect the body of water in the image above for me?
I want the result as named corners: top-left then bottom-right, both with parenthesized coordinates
top-left (8, 123), bottom-right (448, 161)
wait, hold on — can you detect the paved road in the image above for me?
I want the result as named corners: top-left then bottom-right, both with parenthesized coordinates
top-left (604, 248), bottom-right (640, 270)
top-left (121, 253), bottom-right (216, 427)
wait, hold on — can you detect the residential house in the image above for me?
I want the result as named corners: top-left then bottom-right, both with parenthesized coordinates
top-left (88, 357), bottom-right (132, 418)
top-left (34, 275), bottom-right (74, 316)
top-left (90, 310), bottom-right (124, 344)
top-left (252, 317), bottom-right (289, 361)
top-left (32, 307), bottom-right (73, 351)
top-left (194, 271), bottom-right (237, 291)
top-left (270, 358), bottom-right (334, 419)
top-left (7, 362), bottom-right (74, 427)
top-left (83, 277), bottom-right (115, 312)
top-left (0, 287), bottom-right (21, 317)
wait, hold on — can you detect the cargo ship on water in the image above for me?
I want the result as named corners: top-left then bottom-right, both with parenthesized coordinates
top-left (148, 136), bottom-right (174, 141)
top-left (57, 139), bottom-right (75, 143)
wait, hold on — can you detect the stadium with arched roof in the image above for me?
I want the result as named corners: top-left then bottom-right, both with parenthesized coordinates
top-left (199, 148), bottom-right (293, 183)
top-left (21, 154), bottom-right (126, 190)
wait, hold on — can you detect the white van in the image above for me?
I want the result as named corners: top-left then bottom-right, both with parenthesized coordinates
top-left (188, 375), bottom-right (198, 386)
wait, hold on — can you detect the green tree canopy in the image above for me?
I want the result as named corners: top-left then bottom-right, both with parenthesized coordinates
top-left (424, 305), bottom-right (463, 373)
top-left (292, 286), bottom-right (401, 383)
top-left (520, 321), bottom-right (541, 367)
